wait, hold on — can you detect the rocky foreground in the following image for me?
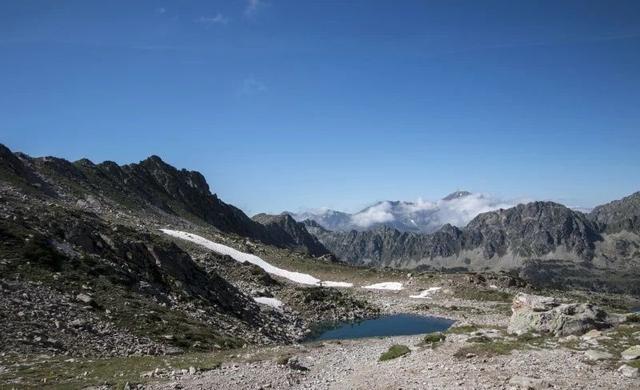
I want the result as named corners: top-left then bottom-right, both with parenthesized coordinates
top-left (3, 285), bottom-right (639, 389)
top-left (148, 291), bottom-right (640, 390)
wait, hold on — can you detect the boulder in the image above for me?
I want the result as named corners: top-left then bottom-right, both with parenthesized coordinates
top-left (621, 345), bottom-right (640, 361)
top-left (508, 375), bottom-right (547, 389)
top-left (76, 293), bottom-right (94, 305)
top-left (618, 364), bottom-right (639, 378)
top-left (507, 293), bottom-right (611, 337)
top-left (584, 350), bottom-right (614, 361)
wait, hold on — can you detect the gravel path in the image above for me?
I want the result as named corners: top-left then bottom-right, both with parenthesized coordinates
top-left (150, 333), bottom-right (639, 389)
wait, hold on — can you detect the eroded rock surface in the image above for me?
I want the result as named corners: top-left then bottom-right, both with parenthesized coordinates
top-left (507, 293), bottom-right (611, 336)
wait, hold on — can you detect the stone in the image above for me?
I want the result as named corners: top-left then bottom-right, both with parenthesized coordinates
top-left (188, 366), bottom-right (197, 375)
top-left (620, 345), bottom-right (640, 361)
top-left (76, 293), bottom-right (94, 304)
top-left (581, 330), bottom-right (602, 340)
top-left (508, 375), bottom-right (547, 389)
top-left (584, 350), bottom-right (614, 361)
top-left (507, 293), bottom-right (611, 337)
top-left (559, 335), bottom-right (579, 343)
top-left (618, 364), bottom-right (639, 378)
top-left (286, 357), bottom-right (309, 371)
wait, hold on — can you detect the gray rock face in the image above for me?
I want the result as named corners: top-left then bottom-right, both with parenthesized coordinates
top-left (507, 293), bottom-right (611, 337)
top-left (590, 191), bottom-right (640, 233)
top-left (252, 213), bottom-right (331, 257)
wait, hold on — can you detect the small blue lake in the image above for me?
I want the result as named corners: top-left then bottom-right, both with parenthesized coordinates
top-left (308, 314), bottom-right (455, 341)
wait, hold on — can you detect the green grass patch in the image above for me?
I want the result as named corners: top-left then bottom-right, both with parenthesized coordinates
top-left (454, 288), bottom-right (513, 303)
top-left (379, 345), bottom-right (411, 362)
top-left (0, 352), bottom-right (226, 389)
top-left (453, 333), bottom-right (547, 359)
top-left (626, 313), bottom-right (640, 323)
top-left (419, 332), bottom-right (446, 346)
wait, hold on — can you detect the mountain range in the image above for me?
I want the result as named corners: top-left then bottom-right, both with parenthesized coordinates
top-left (1, 143), bottom-right (639, 293)
top-left (286, 191), bottom-right (521, 233)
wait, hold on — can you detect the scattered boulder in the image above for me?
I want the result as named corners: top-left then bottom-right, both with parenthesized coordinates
top-left (286, 356), bottom-right (309, 372)
top-left (507, 293), bottom-right (611, 336)
top-left (508, 375), bottom-right (547, 389)
top-left (584, 350), bottom-right (614, 361)
top-left (581, 329), bottom-right (602, 340)
top-left (75, 293), bottom-right (94, 305)
top-left (620, 345), bottom-right (640, 361)
top-left (618, 364), bottom-right (639, 378)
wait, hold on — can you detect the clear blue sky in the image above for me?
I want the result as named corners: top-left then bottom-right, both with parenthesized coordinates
top-left (1, 1), bottom-right (639, 214)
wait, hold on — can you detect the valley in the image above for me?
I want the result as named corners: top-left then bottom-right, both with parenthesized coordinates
top-left (1, 144), bottom-right (639, 389)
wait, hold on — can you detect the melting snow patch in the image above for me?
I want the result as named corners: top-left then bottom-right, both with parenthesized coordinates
top-left (410, 287), bottom-right (442, 299)
top-left (321, 281), bottom-right (354, 288)
top-left (254, 297), bottom-right (283, 308)
top-left (160, 229), bottom-right (352, 288)
top-left (363, 282), bottom-right (403, 291)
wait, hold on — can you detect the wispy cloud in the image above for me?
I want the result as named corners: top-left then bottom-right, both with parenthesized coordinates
top-left (155, 7), bottom-right (166, 15)
top-left (245, 0), bottom-right (266, 17)
top-left (238, 77), bottom-right (267, 95)
top-left (197, 13), bottom-right (230, 26)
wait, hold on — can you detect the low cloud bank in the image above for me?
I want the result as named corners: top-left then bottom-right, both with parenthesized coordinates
top-left (350, 193), bottom-right (524, 231)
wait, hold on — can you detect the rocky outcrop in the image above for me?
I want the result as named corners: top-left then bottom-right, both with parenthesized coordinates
top-left (507, 293), bottom-right (611, 336)
top-left (0, 190), bottom-right (312, 357)
top-left (590, 191), bottom-right (640, 233)
top-left (252, 213), bottom-right (331, 257)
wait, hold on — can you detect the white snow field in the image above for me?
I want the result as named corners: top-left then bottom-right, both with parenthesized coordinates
top-left (160, 229), bottom-right (353, 287)
top-left (409, 286), bottom-right (442, 299)
top-left (362, 282), bottom-right (404, 291)
top-left (253, 297), bottom-right (284, 308)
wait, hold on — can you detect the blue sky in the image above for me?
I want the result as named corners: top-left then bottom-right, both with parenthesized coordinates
top-left (1, 1), bottom-right (639, 215)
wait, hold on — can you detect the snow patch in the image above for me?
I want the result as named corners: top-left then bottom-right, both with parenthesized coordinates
top-left (409, 287), bottom-right (442, 299)
top-left (321, 281), bottom-right (354, 288)
top-left (160, 229), bottom-right (352, 288)
top-left (254, 297), bottom-right (283, 308)
top-left (363, 282), bottom-right (403, 291)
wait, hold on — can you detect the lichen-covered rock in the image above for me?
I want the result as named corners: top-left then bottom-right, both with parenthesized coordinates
top-left (507, 293), bottom-right (611, 336)
top-left (621, 345), bottom-right (640, 361)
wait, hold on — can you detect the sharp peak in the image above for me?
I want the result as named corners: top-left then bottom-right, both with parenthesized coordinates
top-left (442, 190), bottom-right (472, 201)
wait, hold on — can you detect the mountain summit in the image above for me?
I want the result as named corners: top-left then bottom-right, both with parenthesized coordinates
top-left (288, 191), bottom-right (517, 233)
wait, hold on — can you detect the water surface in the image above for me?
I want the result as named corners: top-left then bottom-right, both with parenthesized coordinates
top-left (308, 313), bottom-right (454, 341)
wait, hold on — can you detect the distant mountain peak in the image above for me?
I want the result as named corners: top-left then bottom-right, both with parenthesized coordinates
top-left (442, 191), bottom-right (472, 201)
top-left (288, 191), bottom-right (518, 233)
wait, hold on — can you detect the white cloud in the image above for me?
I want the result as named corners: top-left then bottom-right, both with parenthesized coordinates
top-left (197, 13), bottom-right (230, 26)
top-left (349, 193), bottom-right (526, 231)
top-left (238, 77), bottom-right (267, 95)
top-left (245, 0), bottom-right (265, 17)
top-left (351, 202), bottom-right (396, 228)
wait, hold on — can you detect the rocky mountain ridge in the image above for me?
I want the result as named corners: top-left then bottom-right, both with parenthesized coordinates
top-left (0, 144), bottom-right (326, 257)
top-left (305, 197), bottom-right (640, 292)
